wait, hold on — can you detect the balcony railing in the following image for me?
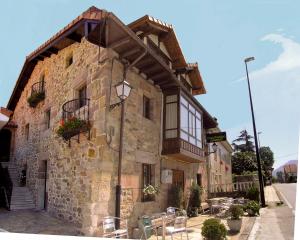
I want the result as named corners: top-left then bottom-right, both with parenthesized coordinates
top-left (162, 138), bottom-right (205, 163)
top-left (27, 81), bottom-right (45, 108)
top-left (59, 98), bottom-right (90, 142)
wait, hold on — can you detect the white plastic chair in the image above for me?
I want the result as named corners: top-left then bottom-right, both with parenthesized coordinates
top-left (165, 216), bottom-right (189, 240)
top-left (102, 216), bottom-right (129, 238)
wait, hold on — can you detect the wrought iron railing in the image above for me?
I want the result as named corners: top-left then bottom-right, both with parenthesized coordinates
top-left (60, 98), bottom-right (90, 142)
top-left (27, 81), bottom-right (46, 108)
top-left (31, 81), bottom-right (45, 95)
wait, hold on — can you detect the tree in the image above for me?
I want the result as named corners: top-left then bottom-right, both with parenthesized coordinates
top-left (259, 146), bottom-right (274, 169)
top-left (231, 151), bottom-right (257, 175)
top-left (259, 146), bottom-right (274, 184)
top-left (232, 130), bottom-right (255, 152)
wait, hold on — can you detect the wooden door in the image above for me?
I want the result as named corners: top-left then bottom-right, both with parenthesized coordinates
top-left (172, 170), bottom-right (184, 190)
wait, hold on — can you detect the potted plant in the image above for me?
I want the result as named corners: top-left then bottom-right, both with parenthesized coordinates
top-left (201, 218), bottom-right (227, 240)
top-left (244, 200), bottom-right (260, 216)
top-left (57, 117), bottom-right (89, 140)
top-left (226, 205), bottom-right (244, 232)
top-left (168, 185), bottom-right (184, 209)
top-left (143, 184), bottom-right (159, 196)
top-left (187, 183), bottom-right (202, 217)
top-left (27, 91), bottom-right (45, 107)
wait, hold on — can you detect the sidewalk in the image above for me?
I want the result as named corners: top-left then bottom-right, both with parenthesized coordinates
top-left (264, 185), bottom-right (281, 206)
top-left (248, 185), bottom-right (294, 240)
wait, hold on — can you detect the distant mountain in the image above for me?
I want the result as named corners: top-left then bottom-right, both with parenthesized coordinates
top-left (273, 160), bottom-right (298, 176)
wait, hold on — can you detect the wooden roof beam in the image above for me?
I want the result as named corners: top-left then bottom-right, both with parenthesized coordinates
top-left (121, 48), bottom-right (141, 59)
top-left (67, 32), bottom-right (82, 42)
top-left (108, 36), bottom-right (131, 49)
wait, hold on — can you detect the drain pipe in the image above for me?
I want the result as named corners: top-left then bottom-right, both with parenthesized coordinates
top-left (115, 49), bottom-right (147, 226)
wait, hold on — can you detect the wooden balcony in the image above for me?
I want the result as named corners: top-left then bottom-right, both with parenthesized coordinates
top-left (162, 138), bottom-right (205, 163)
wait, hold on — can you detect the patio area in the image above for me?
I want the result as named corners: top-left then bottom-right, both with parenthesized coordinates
top-left (146, 214), bottom-right (254, 240)
top-left (0, 208), bottom-right (81, 235)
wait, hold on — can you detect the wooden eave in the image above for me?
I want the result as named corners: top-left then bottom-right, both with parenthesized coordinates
top-left (6, 6), bottom-right (216, 129)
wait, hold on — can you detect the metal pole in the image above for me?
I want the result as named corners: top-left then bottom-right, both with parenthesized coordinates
top-left (245, 61), bottom-right (266, 207)
top-left (115, 99), bottom-right (125, 227)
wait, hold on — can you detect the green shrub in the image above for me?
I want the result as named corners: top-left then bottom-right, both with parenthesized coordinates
top-left (27, 91), bottom-right (45, 107)
top-left (227, 205), bottom-right (243, 220)
top-left (168, 185), bottom-right (184, 209)
top-left (246, 187), bottom-right (260, 202)
top-left (244, 200), bottom-right (260, 216)
top-left (201, 218), bottom-right (227, 240)
top-left (187, 183), bottom-right (202, 217)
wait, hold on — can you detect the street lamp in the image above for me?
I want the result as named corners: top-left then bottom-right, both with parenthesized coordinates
top-left (206, 142), bottom-right (218, 156)
top-left (206, 142), bottom-right (218, 196)
top-left (110, 80), bottom-right (132, 110)
top-left (110, 79), bottom-right (133, 225)
top-left (244, 57), bottom-right (266, 207)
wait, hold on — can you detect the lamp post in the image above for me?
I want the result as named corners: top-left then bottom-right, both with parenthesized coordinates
top-left (244, 57), bottom-right (266, 207)
top-left (111, 80), bottom-right (132, 224)
top-left (206, 142), bottom-right (218, 196)
top-left (258, 131), bottom-right (262, 149)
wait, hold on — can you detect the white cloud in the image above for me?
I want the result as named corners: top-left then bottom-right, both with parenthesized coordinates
top-left (229, 34), bottom-right (300, 168)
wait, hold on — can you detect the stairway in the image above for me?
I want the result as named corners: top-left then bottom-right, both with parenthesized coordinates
top-left (10, 186), bottom-right (35, 210)
top-left (1, 163), bottom-right (35, 210)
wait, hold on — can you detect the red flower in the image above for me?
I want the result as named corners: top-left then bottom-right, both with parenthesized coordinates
top-left (60, 119), bottom-right (65, 126)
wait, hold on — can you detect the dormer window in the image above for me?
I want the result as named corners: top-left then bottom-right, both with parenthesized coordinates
top-left (66, 53), bottom-right (73, 68)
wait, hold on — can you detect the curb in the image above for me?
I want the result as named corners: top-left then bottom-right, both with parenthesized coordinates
top-left (238, 217), bottom-right (256, 240)
top-left (271, 185), bottom-right (285, 206)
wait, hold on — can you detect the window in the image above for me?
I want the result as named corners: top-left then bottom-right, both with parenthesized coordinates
top-left (66, 54), bottom-right (73, 68)
top-left (78, 85), bottom-right (87, 108)
top-left (142, 164), bottom-right (155, 202)
top-left (180, 95), bottom-right (202, 148)
top-left (143, 96), bottom-right (151, 119)
top-left (165, 94), bottom-right (178, 139)
top-left (45, 109), bottom-right (51, 129)
top-left (25, 124), bottom-right (29, 141)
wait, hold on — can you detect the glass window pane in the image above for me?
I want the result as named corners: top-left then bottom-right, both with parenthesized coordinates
top-left (189, 112), bottom-right (195, 136)
top-left (196, 140), bottom-right (202, 148)
top-left (189, 104), bottom-right (195, 113)
top-left (190, 136), bottom-right (196, 145)
top-left (180, 105), bottom-right (188, 132)
top-left (180, 130), bottom-right (188, 141)
top-left (196, 118), bottom-right (201, 140)
top-left (196, 111), bottom-right (201, 119)
top-left (180, 95), bottom-right (188, 107)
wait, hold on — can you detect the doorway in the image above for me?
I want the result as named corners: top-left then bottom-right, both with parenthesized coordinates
top-left (172, 169), bottom-right (184, 190)
top-left (38, 160), bottom-right (48, 210)
top-left (0, 129), bottom-right (11, 162)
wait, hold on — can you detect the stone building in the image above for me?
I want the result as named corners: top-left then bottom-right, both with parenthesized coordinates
top-left (0, 7), bottom-right (232, 236)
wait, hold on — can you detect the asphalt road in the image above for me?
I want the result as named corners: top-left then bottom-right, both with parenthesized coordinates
top-left (273, 183), bottom-right (297, 213)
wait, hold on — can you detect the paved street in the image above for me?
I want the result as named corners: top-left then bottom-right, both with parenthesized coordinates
top-left (249, 184), bottom-right (296, 240)
top-left (274, 183), bottom-right (297, 214)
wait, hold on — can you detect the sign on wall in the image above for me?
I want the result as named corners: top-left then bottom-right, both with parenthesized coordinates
top-left (206, 132), bottom-right (227, 143)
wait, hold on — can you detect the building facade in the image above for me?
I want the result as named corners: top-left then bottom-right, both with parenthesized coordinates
top-left (0, 7), bottom-right (232, 236)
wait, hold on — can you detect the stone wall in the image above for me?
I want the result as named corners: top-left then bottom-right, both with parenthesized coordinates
top-left (10, 37), bottom-right (209, 236)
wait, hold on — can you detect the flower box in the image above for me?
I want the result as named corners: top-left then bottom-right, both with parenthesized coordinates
top-left (57, 117), bottom-right (89, 141)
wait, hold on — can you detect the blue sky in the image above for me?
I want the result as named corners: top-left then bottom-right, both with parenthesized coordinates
top-left (0, 0), bottom-right (299, 168)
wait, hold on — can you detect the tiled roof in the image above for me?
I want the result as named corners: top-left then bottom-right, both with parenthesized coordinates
top-left (27, 6), bottom-right (105, 60)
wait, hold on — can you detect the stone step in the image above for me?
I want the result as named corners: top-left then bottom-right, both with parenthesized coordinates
top-left (10, 205), bottom-right (35, 210)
